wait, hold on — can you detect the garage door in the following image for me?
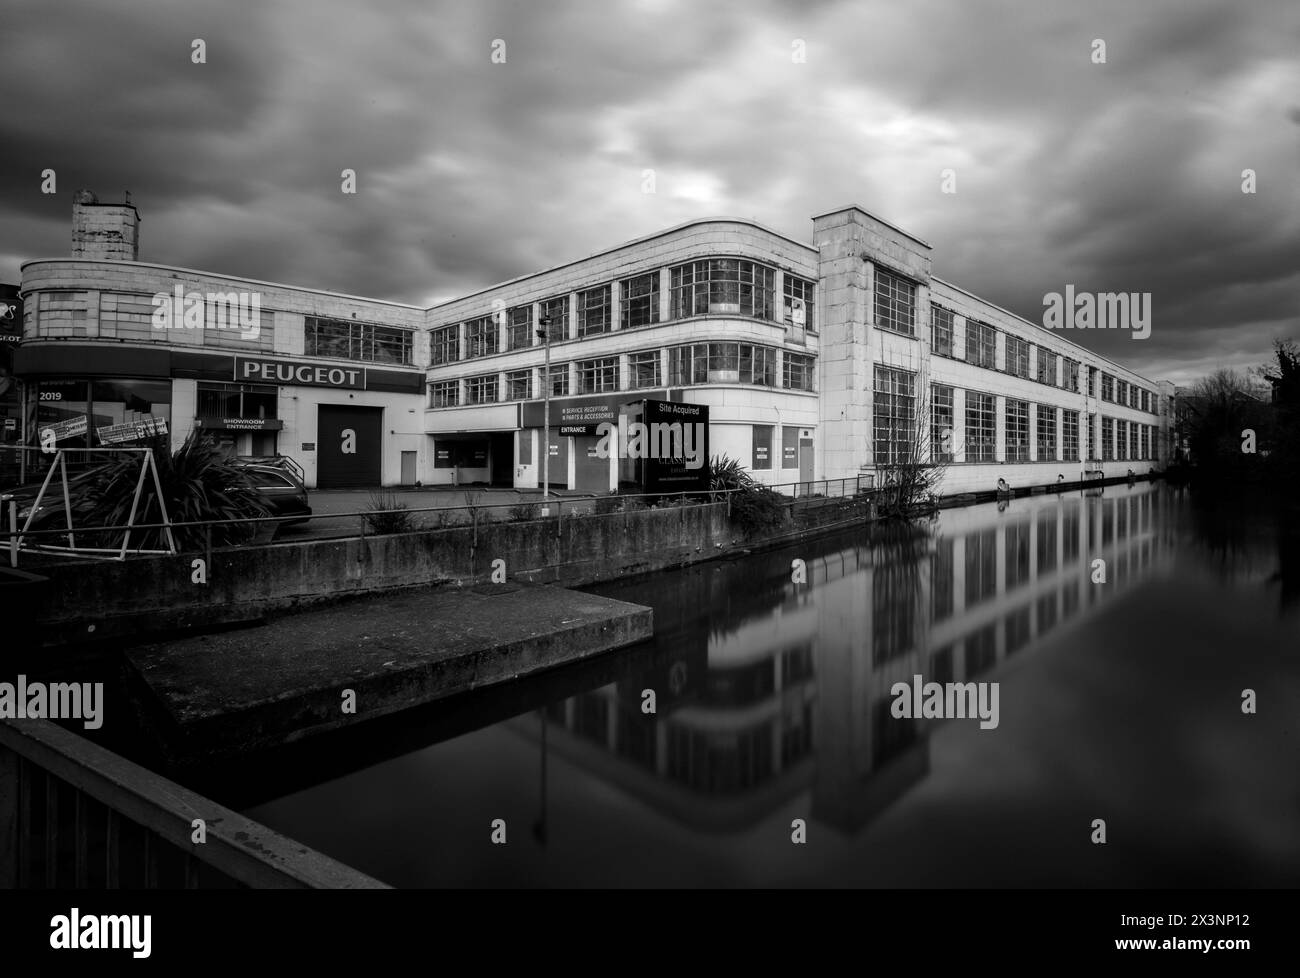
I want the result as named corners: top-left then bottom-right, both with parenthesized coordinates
top-left (317, 405), bottom-right (382, 488)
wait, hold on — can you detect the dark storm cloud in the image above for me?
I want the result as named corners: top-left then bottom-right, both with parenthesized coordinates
top-left (2, 0), bottom-right (1296, 383)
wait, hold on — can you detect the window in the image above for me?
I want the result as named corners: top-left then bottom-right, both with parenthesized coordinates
top-left (629, 350), bottom-right (660, 389)
top-left (782, 426), bottom-right (799, 469)
top-left (1117, 420), bottom-right (1128, 461)
top-left (304, 317), bottom-right (414, 365)
top-left (873, 365), bottom-right (916, 466)
top-left (1036, 346), bottom-right (1056, 385)
top-left (506, 369), bottom-right (532, 401)
top-left (621, 271), bottom-right (660, 330)
top-left (465, 374), bottom-right (498, 404)
top-left (577, 285), bottom-right (611, 338)
top-left (931, 383), bottom-right (954, 462)
top-left (507, 306), bottom-right (532, 352)
top-left (465, 316), bottom-right (498, 359)
top-left (873, 266), bottom-right (916, 336)
top-left (783, 275), bottom-right (815, 334)
top-left (548, 363), bottom-right (569, 397)
top-left (966, 320), bottom-right (996, 368)
top-left (668, 344), bottom-right (777, 386)
top-left (428, 380), bottom-right (459, 408)
top-left (1063, 358), bottom-right (1080, 392)
top-left (1102, 417), bottom-right (1114, 460)
top-left (578, 356), bottom-right (619, 394)
top-left (1101, 373), bottom-right (1114, 402)
top-left (1141, 425), bottom-right (1150, 459)
top-left (752, 424), bottom-right (773, 470)
top-left (931, 304), bottom-right (954, 356)
top-left (430, 325), bottom-right (458, 365)
top-left (1006, 336), bottom-right (1030, 379)
top-left (1063, 410), bottom-right (1080, 462)
top-left (1005, 399), bottom-right (1029, 462)
top-left (670, 259), bottom-right (775, 320)
top-left (965, 391), bottom-right (995, 462)
top-left (1129, 422), bottom-right (1139, 460)
top-left (197, 382), bottom-right (276, 420)
top-left (1140, 389), bottom-right (1149, 412)
top-left (539, 296), bottom-right (568, 338)
top-left (1116, 379), bottom-right (1128, 406)
top-left (1036, 404), bottom-right (1057, 462)
top-left (783, 352), bottom-right (814, 391)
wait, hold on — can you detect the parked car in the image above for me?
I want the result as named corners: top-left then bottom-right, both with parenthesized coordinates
top-left (227, 459), bottom-right (312, 526)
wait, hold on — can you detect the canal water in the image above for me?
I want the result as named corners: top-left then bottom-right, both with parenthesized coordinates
top-left (240, 482), bottom-right (1300, 887)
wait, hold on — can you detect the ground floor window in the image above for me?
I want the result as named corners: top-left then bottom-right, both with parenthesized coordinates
top-left (1063, 410), bottom-right (1080, 461)
top-left (30, 378), bottom-right (171, 449)
top-left (930, 383), bottom-right (954, 462)
top-left (1102, 418), bottom-right (1114, 460)
top-left (965, 391), bottom-right (995, 462)
top-left (752, 424), bottom-right (773, 470)
top-left (1005, 399), bottom-right (1029, 462)
top-left (1036, 404), bottom-right (1057, 462)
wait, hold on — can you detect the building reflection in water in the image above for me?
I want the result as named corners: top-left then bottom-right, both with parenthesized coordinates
top-left (511, 482), bottom-right (1172, 838)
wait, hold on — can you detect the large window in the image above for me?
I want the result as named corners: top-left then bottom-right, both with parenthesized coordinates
top-left (1101, 417), bottom-right (1114, 460)
top-left (1036, 404), bottom-right (1057, 461)
top-left (1063, 410), bottom-right (1080, 461)
top-left (506, 369), bottom-right (532, 401)
top-left (1141, 425), bottom-right (1150, 459)
top-left (430, 325), bottom-right (458, 365)
top-left (1101, 373), bottom-right (1114, 402)
top-left (465, 315), bottom-right (497, 359)
top-left (668, 343), bottom-right (777, 387)
top-left (1006, 336), bottom-right (1030, 379)
top-left (965, 391), bottom-right (995, 462)
top-left (577, 285), bottom-right (611, 338)
top-left (465, 374), bottom-right (498, 405)
top-left (196, 382), bottom-right (276, 421)
top-left (670, 259), bottom-right (775, 321)
top-left (966, 320), bottom-right (996, 368)
top-left (507, 306), bottom-right (532, 351)
top-left (1117, 379), bottom-right (1128, 407)
top-left (783, 275), bottom-right (815, 334)
top-left (429, 380), bottom-right (459, 408)
top-left (548, 363), bottom-right (569, 397)
top-left (873, 266), bottom-right (915, 336)
top-left (931, 304), bottom-right (954, 356)
top-left (783, 352), bottom-right (814, 391)
top-left (1036, 347), bottom-right (1056, 385)
top-left (629, 350), bottom-right (660, 389)
top-left (621, 271), bottom-right (660, 330)
top-left (1116, 419), bottom-right (1128, 461)
top-left (873, 365), bottom-right (916, 466)
top-left (1005, 399), bottom-right (1029, 462)
top-left (304, 317), bottom-right (413, 365)
top-left (539, 296), bottom-right (568, 337)
top-left (931, 383), bottom-right (954, 462)
top-left (1140, 389), bottom-right (1149, 412)
top-left (1063, 358), bottom-right (1080, 392)
top-left (578, 356), bottom-right (619, 394)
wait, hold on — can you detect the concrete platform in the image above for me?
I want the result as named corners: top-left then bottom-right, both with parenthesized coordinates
top-left (125, 582), bottom-right (652, 760)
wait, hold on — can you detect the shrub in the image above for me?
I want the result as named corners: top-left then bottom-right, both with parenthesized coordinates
top-left (508, 502), bottom-right (542, 522)
top-left (593, 493), bottom-right (623, 515)
top-left (729, 484), bottom-right (789, 538)
top-left (77, 430), bottom-right (270, 552)
top-left (363, 490), bottom-right (423, 534)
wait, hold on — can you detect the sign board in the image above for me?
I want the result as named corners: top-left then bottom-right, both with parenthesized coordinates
top-left (4, 419), bottom-right (15, 430)
top-left (520, 390), bottom-right (671, 432)
top-left (42, 416), bottom-right (88, 442)
top-left (96, 416), bottom-right (168, 445)
top-left (197, 417), bottom-right (285, 431)
top-left (234, 356), bottom-right (367, 390)
top-left (301, 442), bottom-right (315, 452)
top-left (641, 399), bottom-right (710, 494)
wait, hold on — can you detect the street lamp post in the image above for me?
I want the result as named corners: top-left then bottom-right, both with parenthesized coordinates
top-left (537, 315), bottom-right (552, 512)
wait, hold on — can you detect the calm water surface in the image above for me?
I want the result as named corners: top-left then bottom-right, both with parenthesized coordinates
top-left (240, 483), bottom-right (1300, 887)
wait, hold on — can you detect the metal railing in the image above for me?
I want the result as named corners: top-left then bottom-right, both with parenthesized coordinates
top-left (0, 718), bottom-right (388, 889)
top-left (5, 475), bottom-right (875, 565)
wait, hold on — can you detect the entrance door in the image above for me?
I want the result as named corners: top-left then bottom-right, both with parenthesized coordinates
top-left (799, 438), bottom-right (814, 493)
top-left (400, 451), bottom-right (417, 485)
top-left (317, 405), bottom-right (382, 488)
top-left (573, 434), bottom-right (609, 492)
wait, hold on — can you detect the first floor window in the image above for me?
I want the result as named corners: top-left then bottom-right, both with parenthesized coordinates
top-left (629, 350), bottom-right (660, 389)
top-left (1005, 399), bottom-right (1029, 462)
top-left (783, 352), bottom-right (814, 391)
top-left (578, 356), bottom-right (619, 393)
top-left (1063, 358), bottom-right (1080, 392)
top-left (577, 285), bottom-right (611, 337)
top-left (506, 369), bottom-right (532, 401)
top-left (621, 271), bottom-right (660, 330)
top-left (507, 306), bottom-right (532, 351)
top-left (1006, 336), bottom-right (1030, 378)
top-left (873, 266), bottom-right (916, 335)
top-left (966, 392), bottom-right (995, 462)
top-left (1036, 347), bottom-right (1056, 385)
top-left (548, 363), bottom-right (569, 397)
top-left (966, 320), bottom-right (996, 368)
top-left (428, 380), bottom-right (459, 408)
top-left (430, 325), bottom-right (458, 364)
top-left (873, 365), bottom-right (916, 466)
top-left (465, 374), bottom-right (498, 404)
top-left (1036, 404), bottom-right (1057, 461)
top-left (465, 316), bottom-right (497, 358)
top-left (931, 383), bottom-right (954, 462)
top-left (931, 304), bottom-right (954, 356)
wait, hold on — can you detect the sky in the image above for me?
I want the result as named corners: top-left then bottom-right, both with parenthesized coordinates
top-left (2, 0), bottom-right (1297, 386)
